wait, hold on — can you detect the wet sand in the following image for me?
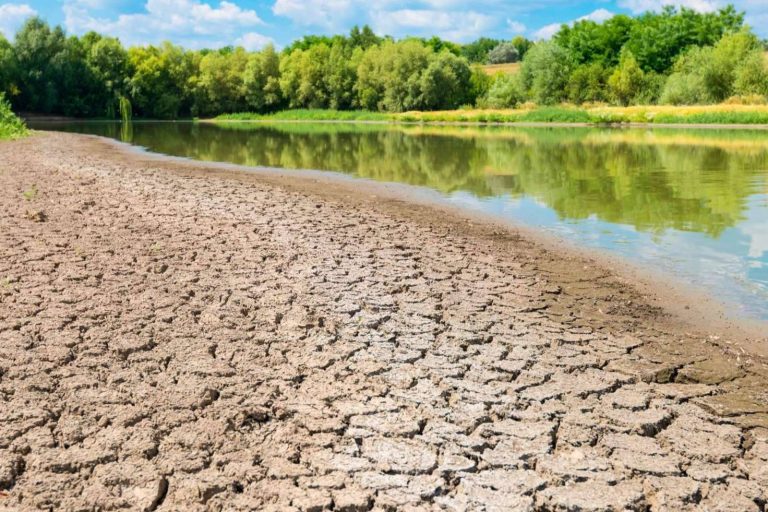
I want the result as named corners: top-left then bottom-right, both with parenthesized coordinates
top-left (1, 132), bottom-right (767, 511)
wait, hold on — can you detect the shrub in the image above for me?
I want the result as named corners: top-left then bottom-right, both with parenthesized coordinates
top-left (733, 51), bottom-right (768, 97)
top-left (634, 71), bottom-right (665, 105)
top-left (567, 63), bottom-right (609, 104)
top-left (468, 66), bottom-right (493, 106)
top-left (0, 93), bottom-right (27, 139)
top-left (485, 73), bottom-right (524, 108)
top-left (660, 72), bottom-right (707, 105)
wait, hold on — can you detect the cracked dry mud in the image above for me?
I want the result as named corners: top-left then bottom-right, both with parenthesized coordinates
top-left (1, 132), bottom-right (768, 512)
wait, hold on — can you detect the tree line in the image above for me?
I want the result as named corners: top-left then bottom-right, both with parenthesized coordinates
top-left (0, 5), bottom-right (766, 119)
top-left (483, 5), bottom-right (768, 107)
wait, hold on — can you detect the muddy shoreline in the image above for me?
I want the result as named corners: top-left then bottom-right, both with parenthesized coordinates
top-left (96, 129), bottom-right (768, 352)
top-left (1, 132), bottom-right (767, 511)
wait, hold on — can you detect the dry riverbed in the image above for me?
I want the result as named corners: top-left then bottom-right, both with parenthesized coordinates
top-left (1, 132), bottom-right (768, 511)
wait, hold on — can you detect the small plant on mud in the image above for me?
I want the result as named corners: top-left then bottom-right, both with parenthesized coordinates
top-left (22, 184), bottom-right (38, 201)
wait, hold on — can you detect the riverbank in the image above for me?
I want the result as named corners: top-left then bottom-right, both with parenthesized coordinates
top-left (1, 132), bottom-right (767, 511)
top-left (212, 104), bottom-right (768, 127)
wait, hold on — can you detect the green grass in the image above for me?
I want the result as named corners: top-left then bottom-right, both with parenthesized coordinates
top-left (211, 105), bottom-right (768, 127)
top-left (651, 111), bottom-right (768, 124)
top-left (518, 107), bottom-right (595, 123)
top-left (215, 109), bottom-right (391, 122)
top-left (0, 94), bottom-right (27, 140)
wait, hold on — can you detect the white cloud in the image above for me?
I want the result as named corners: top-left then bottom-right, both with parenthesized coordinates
top-left (272, 0), bottom-right (355, 28)
top-left (533, 23), bottom-right (561, 40)
top-left (372, 9), bottom-right (496, 42)
top-left (0, 3), bottom-right (36, 38)
top-left (507, 19), bottom-right (526, 34)
top-left (63, 0), bottom-right (264, 47)
top-left (533, 8), bottom-right (614, 40)
top-left (578, 8), bottom-right (615, 23)
top-left (618, 0), bottom-right (718, 13)
top-left (235, 32), bottom-right (275, 51)
top-left (271, 0), bottom-right (517, 40)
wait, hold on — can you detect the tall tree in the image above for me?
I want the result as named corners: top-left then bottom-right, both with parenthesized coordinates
top-left (13, 17), bottom-right (67, 113)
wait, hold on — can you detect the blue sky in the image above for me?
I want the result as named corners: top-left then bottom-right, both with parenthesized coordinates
top-left (1, 0), bottom-right (766, 50)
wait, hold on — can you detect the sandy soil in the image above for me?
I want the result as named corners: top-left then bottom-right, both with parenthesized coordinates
top-left (1, 132), bottom-right (768, 511)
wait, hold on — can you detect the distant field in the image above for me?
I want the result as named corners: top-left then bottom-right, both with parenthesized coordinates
top-left (481, 63), bottom-right (521, 75)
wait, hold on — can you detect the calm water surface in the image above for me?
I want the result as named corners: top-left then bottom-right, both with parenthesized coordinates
top-left (33, 121), bottom-right (768, 320)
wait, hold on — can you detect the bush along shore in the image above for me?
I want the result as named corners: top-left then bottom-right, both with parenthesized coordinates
top-left (0, 93), bottom-right (27, 139)
top-left (2, 6), bottom-right (768, 122)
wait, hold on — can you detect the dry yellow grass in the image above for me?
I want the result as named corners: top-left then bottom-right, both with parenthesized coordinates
top-left (588, 103), bottom-right (768, 121)
top-left (394, 103), bottom-right (768, 125)
top-left (481, 63), bottom-right (521, 76)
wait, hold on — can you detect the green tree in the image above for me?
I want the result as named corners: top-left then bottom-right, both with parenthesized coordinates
top-left (0, 35), bottom-right (19, 100)
top-left (422, 36), bottom-right (461, 56)
top-left (196, 47), bottom-right (248, 116)
top-left (554, 15), bottom-right (634, 67)
top-left (420, 51), bottom-right (472, 109)
top-left (608, 51), bottom-right (645, 105)
top-left (660, 30), bottom-right (764, 104)
top-left (704, 31), bottom-right (763, 101)
top-left (469, 66), bottom-right (493, 104)
top-left (518, 41), bottom-right (573, 104)
top-left (349, 25), bottom-right (381, 49)
top-left (85, 34), bottom-right (130, 117)
top-left (511, 36), bottom-right (533, 60)
top-left (567, 63), bottom-right (608, 104)
top-left (461, 38), bottom-right (501, 64)
top-left (57, 35), bottom-right (107, 116)
top-left (625, 6), bottom-right (744, 73)
top-left (356, 40), bottom-right (432, 112)
top-left (243, 45), bottom-right (282, 112)
top-left (325, 42), bottom-right (359, 109)
top-left (734, 51), bottom-right (768, 97)
top-left (13, 17), bottom-right (67, 113)
top-left (280, 45), bottom-right (330, 109)
top-left (128, 42), bottom-right (196, 119)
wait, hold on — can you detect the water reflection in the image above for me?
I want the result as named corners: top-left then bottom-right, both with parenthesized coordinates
top-left (33, 121), bottom-right (768, 318)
